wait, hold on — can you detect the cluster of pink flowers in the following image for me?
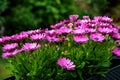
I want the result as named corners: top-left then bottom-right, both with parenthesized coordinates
top-left (0, 29), bottom-right (43, 58)
top-left (1, 15), bottom-right (119, 44)
top-left (0, 29), bottom-right (42, 44)
top-left (2, 43), bottom-right (21, 58)
top-left (2, 42), bottom-right (41, 58)
top-left (1, 14), bottom-right (120, 70)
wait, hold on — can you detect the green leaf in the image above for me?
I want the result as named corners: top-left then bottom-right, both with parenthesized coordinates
top-left (77, 62), bottom-right (86, 69)
top-left (35, 1), bottom-right (46, 7)
top-left (77, 71), bottom-right (84, 80)
top-left (70, 72), bottom-right (77, 78)
top-left (56, 0), bottom-right (61, 4)
top-left (80, 62), bottom-right (86, 69)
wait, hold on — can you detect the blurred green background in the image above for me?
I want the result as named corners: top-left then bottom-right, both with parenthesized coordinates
top-left (0, 0), bottom-right (120, 79)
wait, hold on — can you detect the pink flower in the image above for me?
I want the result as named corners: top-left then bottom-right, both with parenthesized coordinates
top-left (83, 16), bottom-right (90, 20)
top-left (0, 38), bottom-right (3, 44)
top-left (50, 21), bottom-right (64, 29)
top-left (98, 27), bottom-right (113, 34)
top-left (86, 28), bottom-right (96, 33)
top-left (11, 33), bottom-right (28, 41)
top-left (77, 24), bottom-right (88, 29)
top-left (2, 52), bottom-right (11, 58)
top-left (1, 36), bottom-right (12, 43)
top-left (80, 19), bottom-right (90, 24)
top-left (112, 28), bottom-right (119, 33)
top-left (58, 27), bottom-right (72, 34)
top-left (46, 36), bottom-right (63, 42)
top-left (73, 24), bottom-right (88, 34)
top-left (101, 16), bottom-right (113, 23)
top-left (110, 33), bottom-right (120, 40)
top-left (2, 43), bottom-right (18, 52)
top-left (94, 16), bottom-right (112, 23)
top-left (112, 47), bottom-right (120, 57)
top-left (74, 35), bottom-right (89, 43)
top-left (2, 49), bottom-right (22, 58)
top-left (98, 23), bottom-right (111, 27)
top-left (74, 20), bottom-right (81, 28)
top-left (57, 57), bottom-right (76, 70)
top-left (69, 14), bottom-right (79, 22)
top-left (45, 30), bottom-right (57, 36)
top-left (30, 33), bottom-right (45, 41)
top-left (81, 16), bottom-right (91, 23)
top-left (68, 23), bottom-right (73, 28)
top-left (25, 29), bottom-right (42, 35)
top-left (22, 43), bottom-right (41, 52)
top-left (73, 29), bottom-right (86, 35)
top-left (90, 33), bottom-right (105, 42)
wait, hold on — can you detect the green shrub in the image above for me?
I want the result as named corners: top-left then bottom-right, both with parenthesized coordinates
top-left (75, 0), bottom-right (109, 16)
top-left (1, 0), bottom-right (79, 35)
top-left (88, 0), bottom-right (109, 15)
top-left (0, 0), bottom-right (8, 27)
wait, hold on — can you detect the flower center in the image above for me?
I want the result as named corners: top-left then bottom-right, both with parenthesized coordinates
top-left (95, 37), bottom-right (99, 40)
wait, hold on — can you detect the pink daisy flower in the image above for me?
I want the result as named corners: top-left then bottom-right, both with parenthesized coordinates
top-left (110, 33), bottom-right (120, 40)
top-left (69, 14), bottom-right (79, 22)
top-left (83, 16), bottom-right (90, 20)
top-left (58, 27), bottom-right (72, 34)
top-left (101, 16), bottom-right (113, 23)
top-left (74, 35), bottom-right (89, 43)
top-left (25, 29), bottom-right (41, 36)
top-left (30, 34), bottom-right (45, 41)
top-left (22, 43), bottom-right (41, 52)
top-left (81, 19), bottom-right (90, 24)
top-left (1, 36), bottom-right (12, 43)
top-left (11, 33), bottom-right (28, 41)
top-left (50, 21), bottom-right (64, 29)
top-left (57, 57), bottom-right (76, 70)
top-left (98, 27), bottom-right (113, 34)
top-left (112, 28), bottom-right (119, 33)
top-left (2, 43), bottom-right (18, 52)
top-left (0, 38), bottom-right (3, 44)
top-left (45, 30), bottom-right (57, 36)
top-left (2, 49), bottom-right (22, 58)
top-left (94, 16), bottom-right (112, 23)
top-left (90, 33), bottom-right (105, 42)
top-left (112, 47), bottom-right (120, 57)
top-left (86, 28), bottom-right (96, 33)
top-left (46, 36), bottom-right (63, 42)
top-left (68, 23), bottom-right (73, 28)
top-left (73, 29), bottom-right (86, 35)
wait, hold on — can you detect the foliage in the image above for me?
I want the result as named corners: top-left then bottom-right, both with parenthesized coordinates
top-left (0, 0), bottom-right (8, 14)
top-left (75, 0), bottom-right (109, 16)
top-left (0, 0), bottom-right (78, 35)
top-left (0, 0), bottom-right (8, 27)
top-left (88, 0), bottom-right (109, 15)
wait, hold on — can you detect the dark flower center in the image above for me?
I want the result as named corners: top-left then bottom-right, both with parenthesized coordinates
top-left (117, 46), bottom-right (120, 50)
top-left (95, 37), bottom-right (99, 40)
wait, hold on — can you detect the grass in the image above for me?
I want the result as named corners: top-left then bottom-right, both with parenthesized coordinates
top-left (0, 58), bottom-right (12, 80)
